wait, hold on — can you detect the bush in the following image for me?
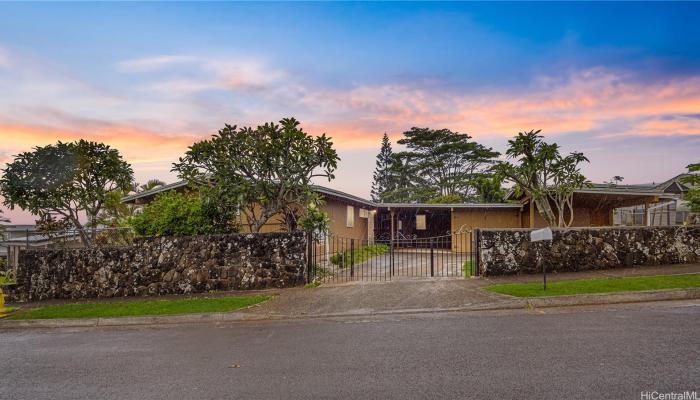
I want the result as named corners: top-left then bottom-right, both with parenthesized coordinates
top-left (129, 191), bottom-right (235, 236)
top-left (330, 243), bottom-right (389, 267)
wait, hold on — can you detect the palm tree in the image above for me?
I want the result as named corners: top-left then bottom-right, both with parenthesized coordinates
top-left (139, 179), bottom-right (166, 192)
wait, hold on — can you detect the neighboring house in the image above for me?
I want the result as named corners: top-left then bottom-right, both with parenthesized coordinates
top-left (609, 173), bottom-right (697, 226)
top-left (0, 227), bottom-right (82, 268)
top-left (0, 225), bottom-right (37, 261)
top-left (122, 175), bottom-right (689, 252)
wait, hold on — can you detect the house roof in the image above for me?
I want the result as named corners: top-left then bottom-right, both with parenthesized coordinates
top-left (505, 180), bottom-right (682, 201)
top-left (377, 202), bottom-right (521, 209)
top-left (0, 224), bottom-right (36, 232)
top-left (120, 180), bottom-right (189, 203)
top-left (651, 173), bottom-right (697, 192)
top-left (0, 231), bottom-right (80, 246)
top-left (310, 185), bottom-right (376, 208)
top-left (575, 184), bottom-right (675, 197)
top-left (121, 180), bottom-right (519, 209)
top-left (124, 173), bottom-right (687, 211)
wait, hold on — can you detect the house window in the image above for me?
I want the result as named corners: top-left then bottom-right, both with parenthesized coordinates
top-left (346, 205), bottom-right (354, 227)
top-left (359, 208), bottom-right (369, 218)
top-left (416, 214), bottom-right (426, 230)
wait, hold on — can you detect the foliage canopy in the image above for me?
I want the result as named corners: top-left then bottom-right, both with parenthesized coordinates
top-left (494, 130), bottom-right (589, 227)
top-left (173, 118), bottom-right (339, 232)
top-left (0, 140), bottom-right (133, 246)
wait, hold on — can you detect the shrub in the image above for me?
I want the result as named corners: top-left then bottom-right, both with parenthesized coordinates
top-left (330, 243), bottom-right (389, 267)
top-left (129, 191), bottom-right (233, 236)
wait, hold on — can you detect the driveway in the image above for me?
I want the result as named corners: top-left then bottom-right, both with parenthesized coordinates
top-left (320, 249), bottom-right (470, 282)
top-left (253, 263), bottom-right (700, 318)
top-left (244, 278), bottom-right (505, 318)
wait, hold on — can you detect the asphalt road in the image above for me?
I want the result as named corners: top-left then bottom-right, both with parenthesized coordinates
top-left (2, 302), bottom-right (699, 400)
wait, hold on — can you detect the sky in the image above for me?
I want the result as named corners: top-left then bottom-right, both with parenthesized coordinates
top-left (1, 2), bottom-right (699, 223)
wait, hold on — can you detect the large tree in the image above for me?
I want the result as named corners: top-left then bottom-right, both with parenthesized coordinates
top-left (494, 130), bottom-right (589, 227)
top-left (394, 127), bottom-right (500, 202)
top-left (382, 153), bottom-right (435, 203)
top-left (370, 133), bottom-right (394, 202)
top-left (0, 140), bottom-right (133, 246)
top-left (173, 118), bottom-right (339, 233)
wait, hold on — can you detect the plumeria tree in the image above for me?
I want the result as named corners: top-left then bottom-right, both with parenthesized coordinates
top-left (495, 130), bottom-right (589, 227)
top-left (0, 140), bottom-right (133, 246)
top-left (173, 118), bottom-right (339, 233)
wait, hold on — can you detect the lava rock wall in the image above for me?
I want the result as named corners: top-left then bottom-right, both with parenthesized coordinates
top-left (478, 226), bottom-right (700, 276)
top-left (9, 232), bottom-right (306, 301)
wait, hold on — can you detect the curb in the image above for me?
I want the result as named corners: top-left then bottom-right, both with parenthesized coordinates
top-left (1, 287), bottom-right (699, 330)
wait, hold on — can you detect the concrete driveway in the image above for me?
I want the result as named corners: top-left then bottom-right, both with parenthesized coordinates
top-left (244, 278), bottom-right (505, 318)
top-left (320, 249), bottom-right (471, 282)
top-left (251, 263), bottom-right (700, 318)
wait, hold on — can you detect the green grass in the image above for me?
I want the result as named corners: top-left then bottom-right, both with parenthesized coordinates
top-left (330, 243), bottom-right (389, 268)
top-left (4, 295), bottom-right (271, 320)
top-left (485, 273), bottom-right (700, 298)
top-left (462, 260), bottom-right (473, 277)
top-left (304, 280), bottom-right (321, 288)
top-left (0, 273), bottom-right (16, 285)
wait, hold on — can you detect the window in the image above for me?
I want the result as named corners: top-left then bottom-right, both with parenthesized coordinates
top-left (416, 214), bottom-right (426, 230)
top-left (346, 205), bottom-right (355, 227)
top-left (359, 208), bottom-right (369, 218)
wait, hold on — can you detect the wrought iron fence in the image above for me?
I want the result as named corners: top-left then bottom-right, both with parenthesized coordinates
top-left (305, 231), bottom-right (476, 284)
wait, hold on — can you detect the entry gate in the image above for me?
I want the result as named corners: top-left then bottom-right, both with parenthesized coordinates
top-left (305, 231), bottom-right (478, 284)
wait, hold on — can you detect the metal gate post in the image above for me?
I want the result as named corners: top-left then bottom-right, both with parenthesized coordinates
top-left (306, 233), bottom-right (313, 283)
top-left (430, 238), bottom-right (434, 277)
top-left (474, 229), bottom-right (481, 276)
top-left (390, 236), bottom-right (394, 276)
top-left (350, 239), bottom-right (355, 278)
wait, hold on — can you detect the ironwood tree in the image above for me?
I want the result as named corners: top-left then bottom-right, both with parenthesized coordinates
top-left (370, 133), bottom-right (394, 202)
top-left (0, 140), bottom-right (134, 246)
top-left (173, 118), bottom-right (339, 233)
top-left (494, 130), bottom-right (589, 227)
top-left (383, 127), bottom-right (500, 203)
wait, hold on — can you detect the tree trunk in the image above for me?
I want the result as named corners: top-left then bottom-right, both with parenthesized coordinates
top-left (533, 195), bottom-right (557, 227)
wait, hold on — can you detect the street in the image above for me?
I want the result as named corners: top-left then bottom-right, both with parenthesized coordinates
top-left (1, 301), bottom-right (699, 400)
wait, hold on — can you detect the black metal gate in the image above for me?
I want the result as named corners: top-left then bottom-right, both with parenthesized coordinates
top-left (306, 231), bottom-right (476, 284)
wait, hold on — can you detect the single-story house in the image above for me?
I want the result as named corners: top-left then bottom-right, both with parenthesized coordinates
top-left (610, 173), bottom-right (697, 226)
top-left (1, 229), bottom-right (83, 268)
top-left (122, 177), bottom-right (682, 252)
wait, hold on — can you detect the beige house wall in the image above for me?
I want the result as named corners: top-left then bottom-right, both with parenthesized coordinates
top-left (523, 203), bottom-right (613, 228)
top-left (237, 198), bottom-right (372, 241)
top-left (451, 208), bottom-right (522, 252)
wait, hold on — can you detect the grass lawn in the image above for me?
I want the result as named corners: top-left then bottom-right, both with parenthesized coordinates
top-left (485, 273), bottom-right (700, 297)
top-left (4, 295), bottom-right (271, 320)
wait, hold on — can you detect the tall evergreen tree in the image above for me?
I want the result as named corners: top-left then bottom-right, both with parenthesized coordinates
top-left (395, 127), bottom-right (500, 202)
top-left (370, 133), bottom-right (394, 202)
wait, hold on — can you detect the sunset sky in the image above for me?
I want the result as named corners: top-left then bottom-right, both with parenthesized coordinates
top-left (1, 2), bottom-right (699, 223)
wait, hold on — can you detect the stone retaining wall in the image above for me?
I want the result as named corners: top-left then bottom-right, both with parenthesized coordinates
top-left (8, 232), bottom-right (306, 302)
top-left (478, 225), bottom-right (700, 276)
